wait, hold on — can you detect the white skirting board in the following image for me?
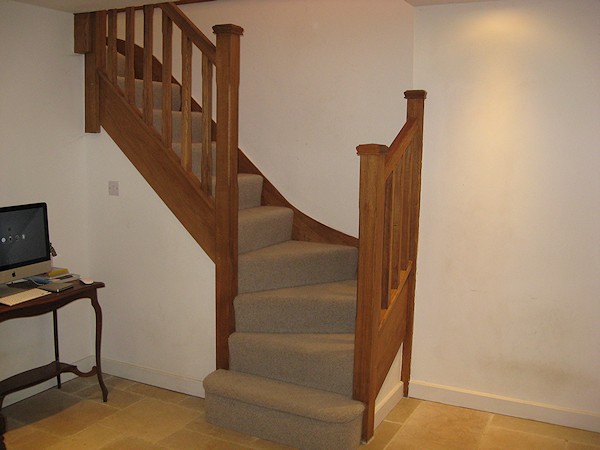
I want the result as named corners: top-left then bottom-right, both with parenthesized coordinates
top-left (101, 358), bottom-right (206, 398)
top-left (374, 381), bottom-right (404, 429)
top-left (409, 380), bottom-right (600, 433)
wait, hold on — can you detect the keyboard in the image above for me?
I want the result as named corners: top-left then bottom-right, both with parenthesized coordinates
top-left (0, 288), bottom-right (52, 306)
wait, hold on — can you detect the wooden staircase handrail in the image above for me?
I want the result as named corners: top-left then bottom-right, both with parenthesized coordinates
top-left (160, 3), bottom-right (217, 63)
top-left (354, 90), bottom-right (426, 441)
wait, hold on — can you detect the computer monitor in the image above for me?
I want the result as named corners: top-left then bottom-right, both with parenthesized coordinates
top-left (0, 203), bottom-right (52, 296)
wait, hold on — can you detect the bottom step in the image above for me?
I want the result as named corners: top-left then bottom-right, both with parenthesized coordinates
top-left (204, 369), bottom-right (364, 450)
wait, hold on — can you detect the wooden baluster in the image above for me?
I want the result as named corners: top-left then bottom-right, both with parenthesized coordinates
top-left (201, 54), bottom-right (213, 194)
top-left (381, 175), bottom-right (394, 309)
top-left (124, 7), bottom-right (135, 105)
top-left (401, 90), bottom-right (427, 397)
top-left (213, 24), bottom-right (243, 370)
top-left (143, 5), bottom-right (154, 126)
top-left (390, 159), bottom-right (404, 290)
top-left (106, 10), bottom-right (117, 84)
top-left (354, 143), bottom-right (388, 440)
top-left (181, 33), bottom-right (192, 171)
top-left (162, 12), bottom-right (173, 148)
top-left (399, 150), bottom-right (412, 271)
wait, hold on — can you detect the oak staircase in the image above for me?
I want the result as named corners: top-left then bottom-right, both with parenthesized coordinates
top-left (75, 4), bottom-right (425, 448)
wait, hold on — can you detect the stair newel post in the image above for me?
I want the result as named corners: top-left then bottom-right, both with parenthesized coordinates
top-left (400, 90), bottom-right (427, 397)
top-left (213, 24), bottom-right (244, 370)
top-left (75, 11), bottom-right (106, 133)
top-left (354, 144), bottom-right (389, 441)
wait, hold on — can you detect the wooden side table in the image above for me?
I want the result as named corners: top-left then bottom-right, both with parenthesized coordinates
top-left (0, 280), bottom-right (108, 448)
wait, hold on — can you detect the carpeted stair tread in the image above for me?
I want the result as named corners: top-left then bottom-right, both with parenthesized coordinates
top-left (116, 76), bottom-right (182, 111)
top-left (234, 280), bottom-right (356, 333)
top-left (204, 370), bottom-right (363, 449)
top-left (238, 206), bottom-right (293, 254)
top-left (238, 240), bottom-right (357, 294)
top-left (204, 369), bottom-right (363, 423)
top-left (229, 332), bottom-right (354, 396)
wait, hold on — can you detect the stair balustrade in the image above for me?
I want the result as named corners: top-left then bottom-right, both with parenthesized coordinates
top-left (354, 90), bottom-right (426, 440)
top-left (75, 4), bottom-right (242, 369)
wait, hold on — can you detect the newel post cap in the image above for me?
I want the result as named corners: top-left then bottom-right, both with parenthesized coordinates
top-left (404, 90), bottom-right (427, 100)
top-left (213, 24), bottom-right (244, 36)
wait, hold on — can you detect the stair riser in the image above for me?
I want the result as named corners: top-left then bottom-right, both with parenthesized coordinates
top-left (235, 297), bottom-right (355, 333)
top-left (238, 244), bottom-right (357, 294)
top-left (117, 77), bottom-right (182, 111)
top-left (229, 333), bottom-right (354, 396)
top-left (153, 110), bottom-right (204, 143)
top-left (206, 394), bottom-right (362, 450)
top-left (238, 207), bottom-right (293, 254)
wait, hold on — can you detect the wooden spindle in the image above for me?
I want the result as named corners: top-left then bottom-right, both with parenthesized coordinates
top-left (201, 54), bottom-right (213, 194)
top-left (181, 33), bottom-right (192, 171)
top-left (143, 5), bottom-right (154, 126)
top-left (107, 10), bottom-right (118, 83)
top-left (161, 13), bottom-right (173, 148)
top-left (124, 7), bottom-right (135, 105)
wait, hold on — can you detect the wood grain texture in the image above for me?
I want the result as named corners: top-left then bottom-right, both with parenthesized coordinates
top-left (354, 90), bottom-right (426, 441)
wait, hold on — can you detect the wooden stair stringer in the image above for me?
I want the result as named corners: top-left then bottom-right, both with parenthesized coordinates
top-left (98, 71), bottom-right (216, 261)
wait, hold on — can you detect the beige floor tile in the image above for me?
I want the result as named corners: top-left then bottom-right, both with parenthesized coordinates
top-left (361, 420), bottom-right (403, 449)
top-left (159, 428), bottom-right (254, 449)
top-left (185, 416), bottom-right (259, 445)
top-left (59, 375), bottom-right (101, 394)
top-left (388, 401), bottom-right (491, 450)
top-left (125, 381), bottom-right (192, 403)
top-left (178, 394), bottom-right (207, 411)
top-left (79, 383), bottom-right (144, 408)
top-left (99, 435), bottom-right (165, 449)
top-left (45, 423), bottom-right (123, 450)
top-left (4, 426), bottom-right (61, 450)
top-left (98, 397), bottom-right (201, 442)
top-left (384, 397), bottom-right (422, 424)
top-left (491, 414), bottom-right (600, 446)
top-left (104, 375), bottom-right (138, 391)
top-left (480, 426), bottom-right (566, 450)
top-left (33, 398), bottom-right (118, 437)
top-left (3, 389), bottom-right (79, 425)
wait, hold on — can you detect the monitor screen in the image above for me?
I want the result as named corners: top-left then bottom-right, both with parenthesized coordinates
top-left (0, 203), bottom-right (52, 286)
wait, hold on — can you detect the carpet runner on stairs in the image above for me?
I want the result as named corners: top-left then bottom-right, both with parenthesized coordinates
top-left (116, 54), bottom-right (364, 449)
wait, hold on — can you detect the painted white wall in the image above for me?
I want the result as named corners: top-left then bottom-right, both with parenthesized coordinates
top-left (85, 131), bottom-right (216, 395)
top-left (180, 0), bottom-right (415, 237)
top-left (413, 0), bottom-right (600, 431)
top-left (0, 0), bottom-right (92, 404)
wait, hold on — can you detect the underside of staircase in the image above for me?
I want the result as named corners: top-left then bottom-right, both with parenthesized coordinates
top-left (75, 5), bottom-right (425, 449)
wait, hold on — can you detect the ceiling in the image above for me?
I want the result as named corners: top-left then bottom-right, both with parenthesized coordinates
top-left (11, 0), bottom-right (496, 14)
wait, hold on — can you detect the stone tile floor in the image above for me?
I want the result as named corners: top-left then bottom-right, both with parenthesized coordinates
top-left (3, 375), bottom-right (599, 449)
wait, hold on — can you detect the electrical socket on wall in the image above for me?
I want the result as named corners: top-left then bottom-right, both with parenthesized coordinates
top-left (108, 180), bottom-right (119, 196)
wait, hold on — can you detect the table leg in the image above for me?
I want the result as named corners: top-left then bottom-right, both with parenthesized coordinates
top-left (53, 310), bottom-right (62, 389)
top-left (90, 293), bottom-right (108, 402)
top-left (0, 412), bottom-right (6, 450)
